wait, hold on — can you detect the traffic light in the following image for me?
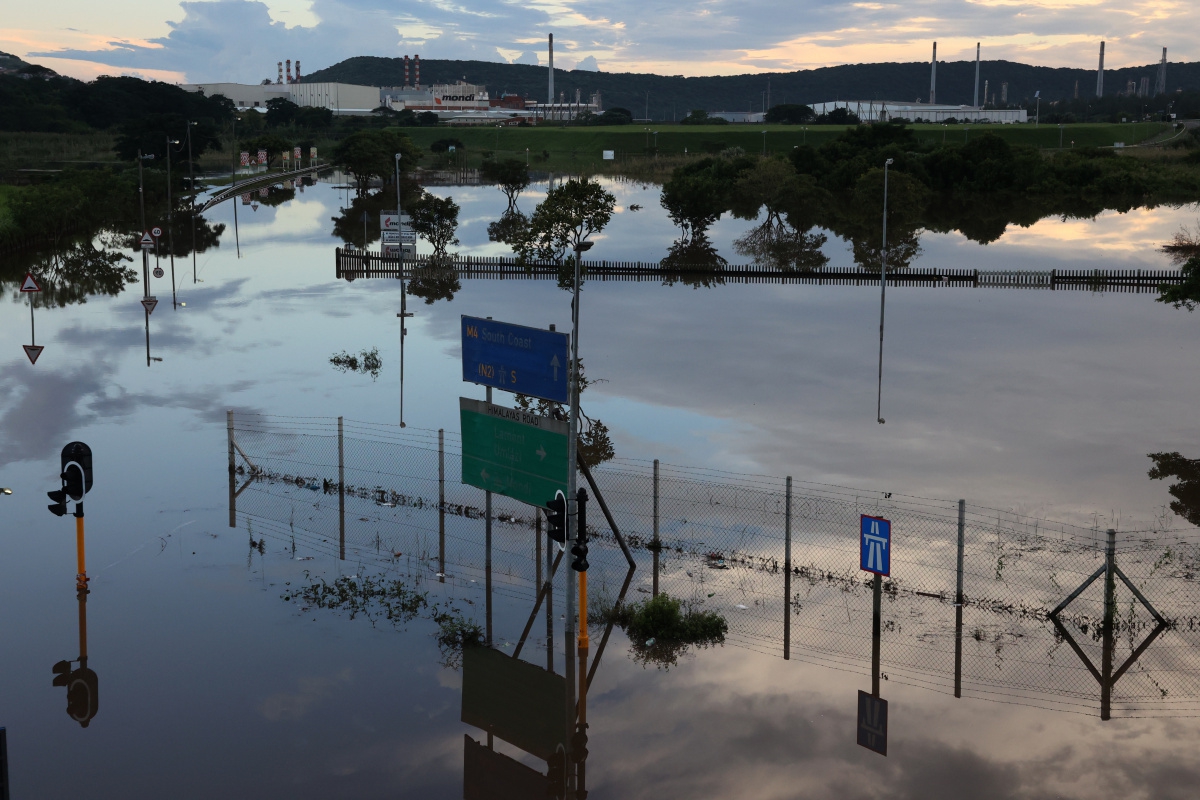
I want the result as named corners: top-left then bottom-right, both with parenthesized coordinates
top-left (545, 491), bottom-right (566, 544)
top-left (571, 723), bottom-right (589, 762)
top-left (571, 488), bottom-right (589, 572)
top-left (52, 661), bottom-right (99, 728)
top-left (47, 488), bottom-right (69, 517)
top-left (60, 442), bottom-right (93, 501)
top-left (546, 747), bottom-right (566, 799)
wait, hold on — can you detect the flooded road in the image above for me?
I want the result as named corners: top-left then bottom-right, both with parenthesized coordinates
top-left (2, 177), bottom-right (1199, 798)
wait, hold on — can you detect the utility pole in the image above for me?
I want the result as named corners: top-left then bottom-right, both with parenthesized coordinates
top-left (187, 121), bottom-right (197, 284)
top-left (166, 136), bottom-right (178, 309)
top-left (395, 153), bottom-right (411, 428)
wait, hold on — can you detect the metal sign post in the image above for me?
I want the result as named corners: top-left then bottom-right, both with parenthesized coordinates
top-left (858, 514), bottom-right (890, 755)
top-left (21, 273), bottom-right (43, 364)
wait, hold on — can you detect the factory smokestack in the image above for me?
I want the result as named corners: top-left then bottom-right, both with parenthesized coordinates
top-left (1096, 41), bottom-right (1105, 97)
top-left (1155, 47), bottom-right (1167, 96)
top-left (277, 62), bottom-right (283, 85)
top-left (548, 33), bottom-right (555, 116)
top-left (286, 59), bottom-right (292, 84)
top-left (930, 42), bottom-right (937, 105)
top-left (404, 55), bottom-right (410, 87)
top-left (973, 43), bottom-right (980, 108)
top-left (415, 54), bottom-right (420, 88)
top-left (295, 60), bottom-right (300, 83)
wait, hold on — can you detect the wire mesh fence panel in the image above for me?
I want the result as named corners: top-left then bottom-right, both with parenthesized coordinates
top-left (227, 413), bottom-right (1200, 717)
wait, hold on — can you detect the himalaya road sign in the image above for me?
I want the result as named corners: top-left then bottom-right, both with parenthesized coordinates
top-left (461, 316), bottom-right (569, 404)
top-left (860, 515), bottom-right (891, 576)
top-left (856, 691), bottom-right (888, 755)
top-left (460, 398), bottom-right (567, 508)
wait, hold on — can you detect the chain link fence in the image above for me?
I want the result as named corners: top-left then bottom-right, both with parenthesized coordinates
top-left (228, 412), bottom-right (1200, 718)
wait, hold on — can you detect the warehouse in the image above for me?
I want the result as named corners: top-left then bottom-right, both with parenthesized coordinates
top-left (811, 100), bottom-right (1028, 124)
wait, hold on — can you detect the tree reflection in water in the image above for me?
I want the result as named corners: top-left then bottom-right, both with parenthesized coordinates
top-left (25, 240), bottom-right (139, 308)
top-left (732, 221), bottom-right (829, 272)
top-left (1148, 452), bottom-right (1200, 527)
top-left (407, 264), bottom-right (461, 304)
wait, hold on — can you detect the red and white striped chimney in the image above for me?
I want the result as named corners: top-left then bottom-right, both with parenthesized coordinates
top-left (286, 59), bottom-right (292, 83)
top-left (404, 55), bottom-right (410, 87)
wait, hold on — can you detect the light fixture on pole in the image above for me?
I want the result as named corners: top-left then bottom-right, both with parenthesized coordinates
top-left (876, 157), bottom-right (894, 425)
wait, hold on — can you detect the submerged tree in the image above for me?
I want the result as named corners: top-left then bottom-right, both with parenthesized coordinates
top-left (1157, 253), bottom-right (1200, 311)
top-left (660, 234), bottom-right (727, 288)
top-left (409, 192), bottom-right (461, 266)
top-left (330, 347), bottom-right (383, 381)
top-left (407, 265), bottom-right (461, 304)
top-left (480, 158), bottom-right (530, 211)
top-left (511, 178), bottom-right (615, 289)
top-left (1148, 451), bottom-right (1200, 526)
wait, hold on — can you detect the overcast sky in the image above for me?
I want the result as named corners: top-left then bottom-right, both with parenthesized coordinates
top-left (2, 0), bottom-right (1192, 84)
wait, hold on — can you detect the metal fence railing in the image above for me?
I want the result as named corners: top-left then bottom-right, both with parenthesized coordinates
top-left (227, 412), bottom-right (1200, 718)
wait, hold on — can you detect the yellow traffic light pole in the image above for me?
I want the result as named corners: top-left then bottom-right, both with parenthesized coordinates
top-left (75, 510), bottom-right (88, 592)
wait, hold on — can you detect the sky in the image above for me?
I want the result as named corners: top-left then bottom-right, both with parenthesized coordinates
top-left (0, 0), bottom-right (1192, 85)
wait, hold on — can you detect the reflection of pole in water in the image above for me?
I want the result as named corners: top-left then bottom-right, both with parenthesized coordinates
top-left (871, 573), bottom-right (882, 697)
top-left (876, 157), bottom-right (893, 425)
top-left (954, 499), bottom-right (965, 698)
top-left (486, 385), bottom-right (493, 644)
top-left (188, 120), bottom-right (197, 285)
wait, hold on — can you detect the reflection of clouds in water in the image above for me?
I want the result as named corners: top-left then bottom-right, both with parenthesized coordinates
top-left (258, 668), bottom-right (354, 721)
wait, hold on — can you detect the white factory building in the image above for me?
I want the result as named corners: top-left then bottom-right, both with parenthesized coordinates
top-left (179, 81), bottom-right (381, 115)
top-left (810, 100), bottom-right (1028, 124)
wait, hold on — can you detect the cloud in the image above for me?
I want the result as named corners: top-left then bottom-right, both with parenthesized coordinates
top-left (574, 54), bottom-right (600, 71)
top-left (23, 0), bottom-right (1195, 84)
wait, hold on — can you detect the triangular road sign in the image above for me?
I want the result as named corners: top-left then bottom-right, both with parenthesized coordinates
top-left (142, 296), bottom-right (158, 314)
top-left (23, 345), bottom-right (44, 364)
top-left (140, 232), bottom-right (154, 249)
top-left (20, 273), bottom-right (42, 292)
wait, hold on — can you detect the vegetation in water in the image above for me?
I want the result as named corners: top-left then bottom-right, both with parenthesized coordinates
top-left (593, 591), bottom-right (727, 669)
top-left (330, 347), bottom-right (383, 380)
top-left (1148, 451), bottom-right (1200, 526)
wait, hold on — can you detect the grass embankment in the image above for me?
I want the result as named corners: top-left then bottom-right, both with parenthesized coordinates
top-left (400, 122), bottom-right (1171, 173)
top-left (0, 130), bottom-right (118, 173)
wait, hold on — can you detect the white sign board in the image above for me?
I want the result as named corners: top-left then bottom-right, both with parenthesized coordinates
top-left (380, 212), bottom-right (412, 232)
top-left (602, 150), bottom-right (615, 160)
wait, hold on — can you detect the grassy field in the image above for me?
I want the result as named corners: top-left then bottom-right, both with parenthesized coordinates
top-left (400, 121), bottom-right (1172, 167)
top-left (0, 131), bottom-right (119, 173)
top-left (0, 185), bottom-right (17, 234)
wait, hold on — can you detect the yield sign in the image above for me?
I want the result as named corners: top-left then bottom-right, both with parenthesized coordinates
top-left (140, 232), bottom-right (154, 249)
top-left (141, 296), bottom-right (158, 314)
top-left (20, 273), bottom-right (42, 292)
top-left (23, 345), bottom-right (44, 364)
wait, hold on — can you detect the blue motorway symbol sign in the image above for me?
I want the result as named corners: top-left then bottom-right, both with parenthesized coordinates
top-left (860, 515), bottom-right (891, 576)
top-left (856, 690), bottom-right (888, 756)
top-left (461, 316), bottom-right (569, 404)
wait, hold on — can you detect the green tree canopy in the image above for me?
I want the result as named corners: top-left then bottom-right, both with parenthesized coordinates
top-left (511, 178), bottom-right (616, 273)
top-left (409, 192), bottom-right (461, 264)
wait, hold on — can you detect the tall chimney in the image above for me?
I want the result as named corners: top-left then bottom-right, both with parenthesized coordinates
top-left (404, 55), bottom-right (410, 87)
top-left (983, 79), bottom-right (989, 108)
top-left (295, 60), bottom-right (300, 82)
top-left (286, 59), bottom-right (292, 84)
top-left (973, 42), bottom-right (980, 108)
top-left (415, 54), bottom-right (420, 89)
top-left (1096, 41), bottom-right (1105, 97)
top-left (278, 62), bottom-right (283, 85)
top-left (930, 42), bottom-right (937, 105)
top-left (548, 33), bottom-right (555, 113)
top-left (1155, 47), bottom-right (1167, 96)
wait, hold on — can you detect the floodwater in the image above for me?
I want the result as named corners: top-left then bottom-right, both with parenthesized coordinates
top-left (2, 175), bottom-right (1200, 799)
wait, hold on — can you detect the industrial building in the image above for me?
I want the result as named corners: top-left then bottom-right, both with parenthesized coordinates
top-left (181, 80), bottom-right (380, 115)
top-left (809, 100), bottom-right (1027, 124)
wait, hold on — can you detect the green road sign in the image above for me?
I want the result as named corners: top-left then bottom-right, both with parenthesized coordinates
top-left (460, 398), bottom-right (568, 508)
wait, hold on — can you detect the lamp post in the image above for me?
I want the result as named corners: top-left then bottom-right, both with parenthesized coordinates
top-left (803, 126), bottom-right (807, 145)
top-left (186, 121), bottom-right (197, 284)
top-left (395, 152), bottom-right (411, 428)
top-left (876, 157), bottom-right (894, 425)
top-left (565, 236), bottom-right (593, 793)
top-left (166, 136), bottom-right (179, 308)
top-left (761, 129), bottom-right (767, 155)
top-left (1059, 124), bottom-right (1065, 149)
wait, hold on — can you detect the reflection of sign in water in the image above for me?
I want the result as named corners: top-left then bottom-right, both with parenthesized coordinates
top-left (460, 398), bottom-right (568, 508)
top-left (856, 690), bottom-right (888, 755)
top-left (603, 150), bottom-right (615, 160)
top-left (461, 646), bottom-right (566, 760)
top-left (860, 515), bottom-right (891, 576)
top-left (309, 146), bottom-right (317, 160)
top-left (257, 149), bottom-right (267, 164)
top-left (463, 735), bottom-right (548, 800)
top-left (380, 212), bottom-right (411, 232)
top-left (461, 315), bottom-right (569, 404)
top-left (293, 146), bottom-right (301, 161)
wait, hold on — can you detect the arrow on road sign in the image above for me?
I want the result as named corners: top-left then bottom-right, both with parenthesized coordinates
top-left (23, 345), bottom-right (44, 364)
top-left (481, 468), bottom-right (490, 481)
top-left (20, 273), bottom-right (42, 292)
top-left (142, 297), bottom-right (158, 314)
top-left (536, 444), bottom-right (547, 461)
top-left (550, 354), bottom-right (560, 380)
top-left (140, 232), bottom-right (154, 249)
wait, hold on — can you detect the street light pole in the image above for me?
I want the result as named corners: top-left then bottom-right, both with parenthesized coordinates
top-left (395, 153), bottom-right (411, 428)
top-left (137, 150), bottom-right (149, 297)
top-left (876, 157), bottom-right (893, 425)
top-left (187, 121), bottom-right (197, 284)
top-left (166, 136), bottom-right (179, 308)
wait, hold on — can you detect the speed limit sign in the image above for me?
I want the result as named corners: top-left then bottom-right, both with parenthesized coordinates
top-left (153, 266), bottom-right (164, 279)
top-left (151, 226), bottom-right (163, 238)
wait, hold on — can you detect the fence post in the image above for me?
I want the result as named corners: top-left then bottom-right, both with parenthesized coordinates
top-left (955, 499), bottom-right (965, 698)
top-left (653, 459), bottom-right (660, 597)
top-left (439, 428), bottom-right (445, 583)
top-left (227, 410), bottom-right (236, 528)
top-left (536, 508), bottom-right (543, 593)
top-left (784, 476), bottom-right (792, 661)
top-left (1100, 528), bottom-right (1117, 720)
top-left (338, 416), bottom-right (345, 561)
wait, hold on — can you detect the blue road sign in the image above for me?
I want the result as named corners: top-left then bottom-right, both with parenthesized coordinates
top-left (860, 515), bottom-right (891, 576)
top-left (856, 690), bottom-right (888, 756)
top-left (461, 316), bottom-right (569, 404)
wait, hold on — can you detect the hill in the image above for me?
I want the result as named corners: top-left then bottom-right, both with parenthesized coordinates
top-left (304, 56), bottom-right (1200, 118)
